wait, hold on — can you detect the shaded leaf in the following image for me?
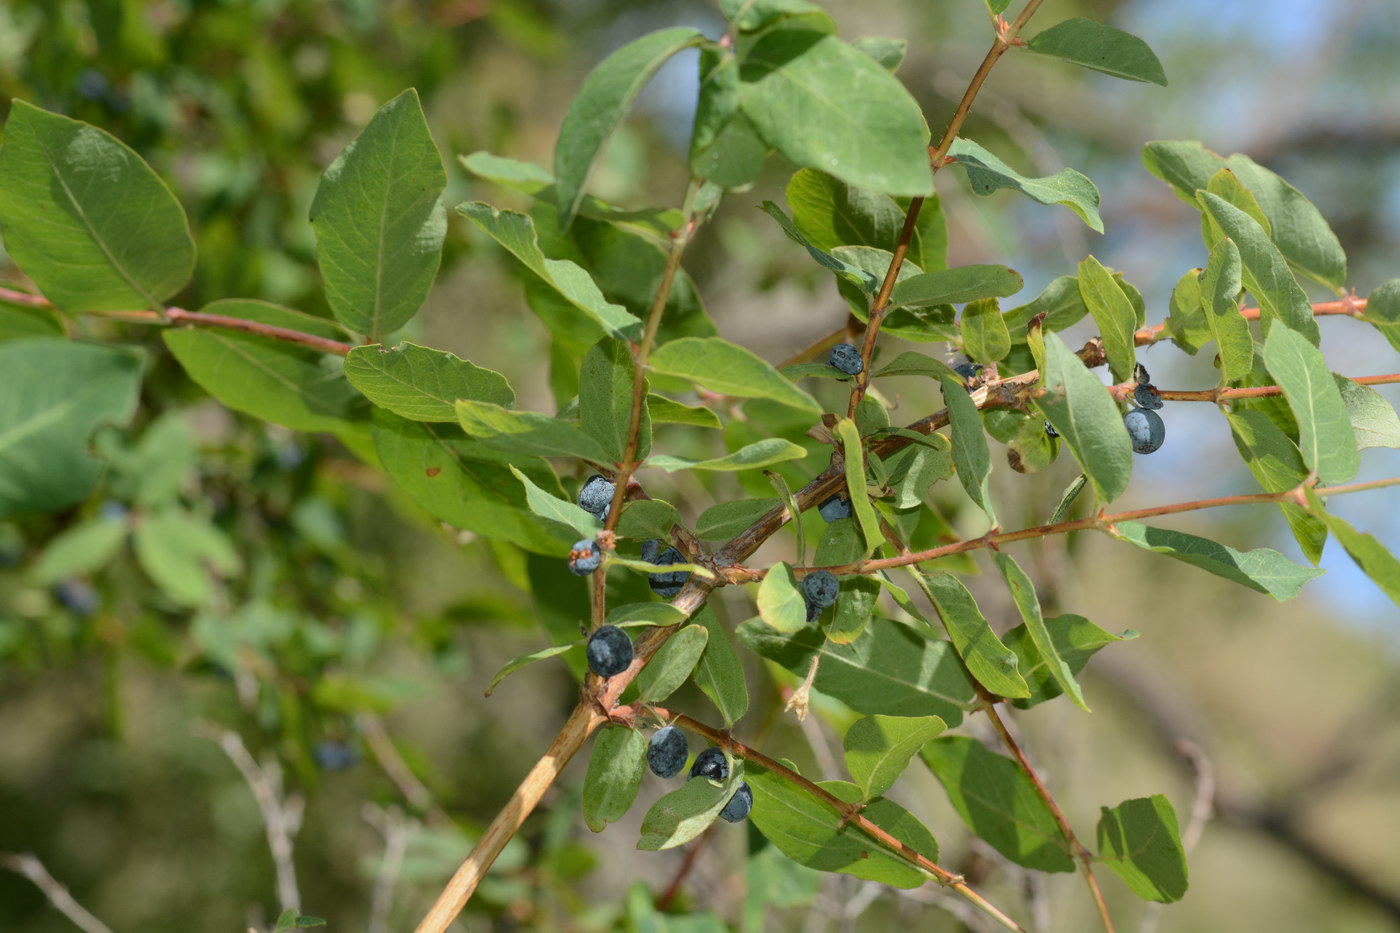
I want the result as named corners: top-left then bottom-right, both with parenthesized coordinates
top-left (485, 642), bottom-right (580, 696)
top-left (696, 498), bottom-right (781, 540)
top-left (995, 552), bottom-right (1087, 710)
top-left (638, 757), bottom-right (744, 850)
top-left (1262, 325), bottom-right (1358, 484)
top-left (1038, 331), bottom-right (1132, 502)
top-left (785, 168), bottom-right (945, 272)
top-left (28, 516), bottom-right (127, 585)
top-left (843, 715), bottom-right (947, 800)
top-left (1107, 520), bottom-right (1324, 600)
top-left (1077, 255), bottom-right (1137, 383)
top-left (1005, 614), bottom-right (1136, 710)
top-left (835, 418), bottom-right (883, 557)
top-left (456, 399), bottom-right (611, 462)
top-left (616, 499), bottom-right (680, 540)
top-left (1097, 795), bottom-right (1189, 903)
top-left (1334, 376), bottom-right (1400, 450)
top-left (692, 605), bottom-right (750, 726)
top-left (1226, 409), bottom-right (1326, 564)
top-left (580, 337), bottom-right (649, 463)
top-left (1026, 18), bottom-right (1167, 85)
top-left (583, 726), bottom-right (647, 832)
top-left (511, 466), bottom-right (601, 538)
top-left (345, 342), bottom-right (513, 422)
top-left (1198, 238), bottom-right (1252, 384)
top-left (647, 438), bottom-right (808, 473)
top-left (636, 624), bottom-right (710, 703)
top-left (890, 264), bottom-right (1023, 308)
top-left (648, 394), bottom-right (721, 428)
top-left (918, 571), bottom-right (1029, 699)
top-left (940, 376), bottom-right (996, 524)
top-left (948, 137), bottom-right (1102, 232)
top-left (649, 337), bottom-right (820, 414)
top-left (961, 297), bottom-right (1010, 364)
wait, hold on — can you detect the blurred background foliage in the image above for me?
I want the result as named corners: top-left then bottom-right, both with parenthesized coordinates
top-left (1, 1), bottom-right (1398, 931)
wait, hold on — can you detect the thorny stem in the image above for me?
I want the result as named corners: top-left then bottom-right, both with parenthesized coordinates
top-left (847, 0), bottom-right (1045, 418)
top-left (650, 707), bottom-right (1029, 933)
top-left (980, 700), bottom-right (1116, 933)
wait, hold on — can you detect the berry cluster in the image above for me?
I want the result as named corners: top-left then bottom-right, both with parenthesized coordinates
top-left (642, 539), bottom-right (691, 597)
top-left (647, 731), bottom-right (752, 822)
top-left (1124, 363), bottom-right (1166, 454)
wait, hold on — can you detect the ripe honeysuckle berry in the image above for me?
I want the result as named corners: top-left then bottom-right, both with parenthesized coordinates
top-left (568, 539), bottom-right (601, 576)
top-left (802, 570), bottom-right (840, 608)
top-left (806, 599), bottom-right (824, 624)
top-left (689, 746), bottom-right (728, 782)
top-left (1123, 407), bottom-right (1166, 454)
top-left (1044, 420), bottom-right (1060, 438)
top-left (313, 740), bottom-right (359, 772)
top-left (648, 546), bottom-right (690, 597)
top-left (719, 782), bottom-right (753, 823)
top-left (828, 342), bottom-right (863, 376)
top-left (818, 495), bottom-right (853, 522)
top-left (647, 726), bottom-right (688, 778)
top-left (586, 625), bottom-right (633, 677)
top-left (954, 361), bottom-right (985, 382)
top-left (577, 474), bottom-right (614, 521)
top-left (640, 538), bottom-right (662, 564)
top-left (1134, 382), bottom-right (1164, 410)
top-left (1134, 362), bottom-right (1151, 385)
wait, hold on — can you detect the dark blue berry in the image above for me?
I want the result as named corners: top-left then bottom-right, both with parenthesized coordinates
top-left (1134, 382), bottom-right (1163, 410)
top-left (648, 546), bottom-right (690, 598)
top-left (586, 625), bottom-right (633, 677)
top-left (647, 726), bottom-right (688, 778)
top-left (53, 580), bottom-right (99, 616)
top-left (719, 782), bottom-right (753, 823)
top-left (802, 570), bottom-right (839, 609)
top-left (806, 599), bottom-right (824, 624)
top-left (1123, 408), bottom-right (1166, 454)
top-left (568, 539), bottom-right (601, 575)
top-left (689, 746), bottom-right (729, 782)
top-left (640, 539), bottom-right (662, 564)
top-left (313, 741), bottom-right (359, 772)
top-left (1134, 362), bottom-right (1151, 385)
top-left (1044, 420), bottom-right (1060, 438)
top-left (578, 475), bottom-right (614, 521)
top-left (817, 495), bottom-right (853, 522)
top-left (954, 361), bottom-right (985, 382)
top-left (828, 343), bottom-right (863, 376)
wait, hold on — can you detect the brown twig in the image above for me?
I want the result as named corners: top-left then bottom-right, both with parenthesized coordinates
top-left (0, 852), bottom-right (115, 933)
top-left (655, 825), bottom-right (712, 911)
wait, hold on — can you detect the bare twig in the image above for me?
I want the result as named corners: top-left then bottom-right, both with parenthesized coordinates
top-left (0, 852), bottom-right (115, 933)
top-left (364, 805), bottom-right (416, 933)
top-left (357, 713), bottom-right (450, 827)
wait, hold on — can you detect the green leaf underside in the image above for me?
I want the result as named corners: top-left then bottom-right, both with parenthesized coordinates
top-left (1262, 326), bottom-right (1359, 485)
top-left (1096, 795), bottom-right (1189, 903)
top-left (1005, 614), bottom-right (1137, 709)
top-left (649, 337), bottom-right (820, 414)
top-left (940, 375), bottom-right (996, 525)
top-left (1313, 508), bottom-right (1400, 609)
top-left (616, 499), bottom-right (680, 540)
top-left (458, 202), bottom-right (640, 340)
top-left (747, 772), bottom-right (936, 887)
top-left (555, 28), bottom-right (707, 227)
top-left (28, 518), bottom-right (127, 585)
top-left (1038, 330), bottom-right (1132, 501)
top-left (0, 338), bottom-right (143, 518)
top-left (0, 100), bottom-right (194, 312)
top-left (737, 616), bottom-right (976, 726)
top-left (1077, 255), bottom-right (1137, 384)
top-left (310, 89), bottom-right (446, 341)
top-left (760, 200), bottom-right (878, 291)
top-left (455, 399), bottom-right (611, 462)
top-left (918, 571), bottom-right (1028, 699)
top-left (739, 30), bottom-right (933, 198)
top-left (581, 337), bottom-right (650, 463)
top-left (1108, 520), bottom-right (1323, 600)
top-left (638, 758), bottom-right (744, 850)
top-left (1026, 18), bottom-right (1167, 86)
top-left (1335, 376), bottom-right (1400, 450)
top-left (758, 562), bottom-right (808, 634)
top-left (692, 605), bottom-right (750, 725)
top-left (961, 297), bottom-right (1011, 364)
top-left (636, 623), bottom-right (709, 703)
top-left (874, 352), bottom-right (959, 381)
top-left (1226, 408), bottom-right (1326, 564)
top-left (345, 342), bottom-right (513, 422)
top-left (607, 602), bottom-right (688, 628)
top-left (890, 264), bottom-right (1023, 308)
top-left (948, 137), bottom-right (1103, 232)
top-left (843, 714), bottom-right (947, 800)
top-left (1199, 238), bottom-right (1253, 384)
top-left (511, 466), bottom-right (601, 538)
top-left (696, 498), bottom-right (782, 540)
top-left (785, 168), bottom-right (945, 272)
top-left (485, 642), bottom-right (579, 696)
top-left (922, 737), bottom-right (1075, 873)
top-left (648, 394), bottom-right (722, 428)
top-left (583, 726), bottom-right (647, 832)
top-left (836, 418), bottom-right (883, 558)
top-left (134, 509), bottom-right (240, 607)
top-left (646, 438), bottom-right (808, 473)
top-left (994, 552), bottom-right (1088, 711)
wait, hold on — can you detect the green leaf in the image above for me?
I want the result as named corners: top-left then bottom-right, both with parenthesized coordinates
top-left (1107, 520), bottom-right (1324, 600)
top-left (0, 100), bottom-right (194, 312)
top-left (0, 299), bottom-right (62, 342)
top-left (1225, 409), bottom-right (1326, 564)
top-left (917, 571), bottom-right (1029, 699)
top-left (1203, 168), bottom-right (1271, 241)
top-left (843, 715), bottom-right (947, 800)
top-left (827, 575), bottom-right (879, 645)
top-left (758, 562), bottom-right (808, 634)
top-left (890, 264), bottom-right (1023, 308)
top-left (484, 642), bottom-right (580, 697)
top-left (583, 726), bottom-right (647, 832)
top-left (1005, 613), bottom-right (1136, 709)
top-left (883, 435), bottom-right (953, 508)
top-left (1077, 255), bottom-right (1137, 383)
top-left (372, 410), bottom-right (569, 554)
top-left (739, 30), bottom-right (932, 197)
top-left (1312, 504), bottom-right (1400, 609)
top-left (309, 89), bottom-right (446, 340)
top-left (1198, 238), bottom-right (1253, 384)
top-left (1197, 192), bottom-right (1320, 344)
top-left (995, 552), bottom-right (1088, 711)
top-left (1362, 279), bottom-right (1400, 353)
top-left (1097, 795), bottom-right (1189, 903)
top-left (345, 342), bottom-right (513, 422)
top-left (696, 498), bottom-right (781, 540)
top-left (638, 756), bottom-right (744, 850)
top-left (922, 736), bottom-right (1073, 872)
top-left (28, 516), bottom-right (127, 585)
top-left (1004, 275), bottom-right (1088, 335)
top-left (0, 338), bottom-right (143, 518)
top-left (648, 394), bottom-right (721, 428)
top-left (1038, 331), bottom-right (1133, 502)
top-left (721, 0), bottom-right (834, 33)
top-left (737, 616), bottom-right (976, 725)
top-left (690, 47), bottom-right (770, 190)
top-left (1026, 18), bottom-right (1167, 85)
top-left (759, 200), bottom-right (879, 291)
top-left (554, 28), bottom-right (707, 227)
top-left (948, 137), bottom-right (1102, 232)
top-left (615, 499), bottom-right (680, 540)
top-left (647, 438), bottom-right (807, 473)
top-left (940, 376), bottom-right (996, 524)
top-left (459, 150), bottom-right (554, 195)
top-left (872, 352), bottom-right (958, 381)
top-left (747, 772), bottom-right (937, 887)
top-left (580, 338), bottom-right (648, 463)
top-left (1335, 376), bottom-right (1400, 450)
top-left (852, 37), bottom-right (907, 72)
top-left (133, 508), bottom-right (241, 608)
top-left (833, 418), bottom-right (883, 558)
top-left (455, 399), bottom-right (611, 462)
top-left (960, 297), bottom-right (1010, 365)
top-left (511, 466), bottom-right (601, 538)
top-left (608, 603), bottom-right (688, 629)
top-left (692, 605), bottom-right (749, 726)
top-left (785, 169), bottom-right (945, 272)
top-left (457, 202), bottom-right (641, 340)
top-left (1164, 267), bottom-right (1211, 355)
top-left (273, 910), bottom-right (327, 932)
top-left (649, 337), bottom-right (820, 414)
top-left (636, 624), bottom-right (710, 703)
top-left (164, 300), bottom-right (363, 435)
top-left (1262, 325), bottom-right (1358, 484)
